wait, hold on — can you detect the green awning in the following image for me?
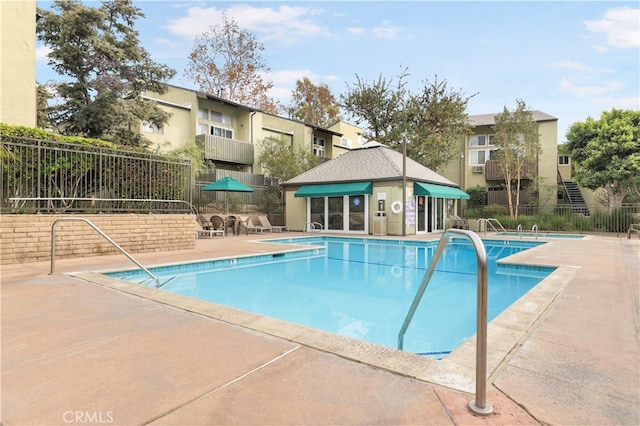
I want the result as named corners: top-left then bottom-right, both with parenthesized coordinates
top-left (294, 182), bottom-right (373, 198)
top-left (414, 182), bottom-right (470, 199)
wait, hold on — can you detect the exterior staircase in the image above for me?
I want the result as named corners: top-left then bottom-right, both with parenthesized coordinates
top-left (562, 181), bottom-right (590, 215)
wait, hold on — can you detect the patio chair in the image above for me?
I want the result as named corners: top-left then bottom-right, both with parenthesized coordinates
top-left (195, 222), bottom-right (224, 239)
top-left (246, 215), bottom-right (272, 233)
top-left (449, 215), bottom-right (469, 230)
top-left (210, 215), bottom-right (226, 235)
top-left (226, 215), bottom-right (239, 235)
top-left (197, 214), bottom-right (213, 230)
top-left (258, 215), bottom-right (288, 232)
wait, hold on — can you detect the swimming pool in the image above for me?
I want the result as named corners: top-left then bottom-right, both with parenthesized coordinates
top-left (107, 237), bottom-right (555, 357)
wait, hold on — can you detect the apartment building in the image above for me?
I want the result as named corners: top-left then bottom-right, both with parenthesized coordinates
top-left (441, 110), bottom-right (574, 211)
top-left (141, 84), bottom-right (363, 177)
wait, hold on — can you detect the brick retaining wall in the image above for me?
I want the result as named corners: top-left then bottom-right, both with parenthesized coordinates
top-left (0, 214), bottom-right (196, 265)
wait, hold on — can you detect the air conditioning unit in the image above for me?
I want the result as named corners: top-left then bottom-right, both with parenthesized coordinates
top-left (472, 166), bottom-right (484, 174)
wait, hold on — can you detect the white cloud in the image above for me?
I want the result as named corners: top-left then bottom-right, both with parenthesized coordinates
top-left (164, 6), bottom-right (223, 38)
top-left (584, 7), bottom-right (640, 50)
top-left (35, 45), bottom-right (51, 62)
top-left (266, 70), bottom-right (342, 105)
top-left (552, 60), bottom-right (614, 74)
top-left (592, 95), bottom-right (640, 110)
top-left (558, 78), bottom-right (624, 97)
top-left (372, 21), bottom-right (400, 39)
top-left (165, 4), bottom-right (330, 43)
top-left (347, 26), bottom-right (365, 35)
top-left (153, 37), bottom-right (184, 49)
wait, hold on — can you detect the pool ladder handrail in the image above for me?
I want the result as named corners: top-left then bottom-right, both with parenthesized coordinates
top-left (50, 217), bottom-right (161, 288)
top-left (478, 218), bottom-right (506, 234)
top-left (517, 224), bottom-right (523, 239)
top-left (397, 229), bottom-right (493, 416)
top-left (304, 221), bottom-right (323, 232)
top-left (532, 224), bottom-right (538, 240)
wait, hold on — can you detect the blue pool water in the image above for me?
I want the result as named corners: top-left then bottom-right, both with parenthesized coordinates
top-left (107, 237), bottom-right (555, 357)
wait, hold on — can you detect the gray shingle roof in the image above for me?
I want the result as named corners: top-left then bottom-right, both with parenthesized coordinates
top-left (468, 110), bottom-right (557, 126)
top-left (283, 144), bottom-right (459, 187)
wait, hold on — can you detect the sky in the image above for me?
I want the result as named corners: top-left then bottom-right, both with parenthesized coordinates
top-left (35, 1), bottom-right (640, 143)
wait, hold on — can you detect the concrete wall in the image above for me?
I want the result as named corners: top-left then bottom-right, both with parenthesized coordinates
top-left (0, 0), bottom-right (36, 127)
top-left (0, 214), bottom-right (196, 265)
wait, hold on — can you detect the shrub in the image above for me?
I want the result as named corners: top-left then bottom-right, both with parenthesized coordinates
top-left (466, 186), bottom-right (487, 208)
top-left (482, 204), bottom-right (508, 217)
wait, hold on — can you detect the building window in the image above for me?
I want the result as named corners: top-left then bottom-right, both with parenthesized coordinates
top-left (470, 134), bottom-right (497, 147)
top-left (211, 126), bottom-right (233, 139)
top-left (210, 110), bottom-right (233, 125)
top-left (313, 137), bottom-right (326, 157)
top-left (558, 155), bottom-right (570, 165)
top-left (198, 107), bottom-right (234, 136)
top-left (469, 135), bottom-right (486, 147)
top-left (341, 138), bottom-right (352, 148)
top-left (142, 121), bottom-right (163, 134)
top-left (469, 150), bottom-right (486, 165)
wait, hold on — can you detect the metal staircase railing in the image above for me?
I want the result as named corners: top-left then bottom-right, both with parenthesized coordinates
top-left (50, 217), bottom-right (161, 288)
top-left (397, 229), bottom-right (493, 416)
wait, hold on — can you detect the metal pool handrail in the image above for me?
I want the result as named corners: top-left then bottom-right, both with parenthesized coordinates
top-left (517, 223), bottom-right (523, 239)
top-left (50, 217), bottom-right (160, 288)
top-left (478, 218), bottom-right (506, 234)
top-left (532, 224), bottom-right (539, 239)
top-left (397, 229), bottom-right (493, 416)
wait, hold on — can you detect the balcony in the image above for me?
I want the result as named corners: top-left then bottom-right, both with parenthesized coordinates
top-left (484, 159), bottom-right (536, 181)
top-left (197, 134), bottom-right (254, 165)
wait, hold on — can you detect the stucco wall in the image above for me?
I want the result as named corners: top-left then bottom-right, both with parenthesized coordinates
top-left (0, 0), bottom-right (36, 127)
top-left (0, 214), bottom-right (196, 265)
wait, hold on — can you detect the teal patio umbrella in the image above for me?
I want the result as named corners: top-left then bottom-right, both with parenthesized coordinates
top-left (201, 176), bottom-right (253, 214)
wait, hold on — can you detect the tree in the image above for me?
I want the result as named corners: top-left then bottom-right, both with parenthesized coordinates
top-left (492, 100), bottom-right (541, 218)
top-left (340, 70), bottom-right (408, 147)
top-left (257, 136), bottom-right (320, 184)
top-left (36, 84), bottom-right (53, 129)
top-left (341, 70), bottom-right (473, 171)
top-left (566, 109), bottom-right (640, 208)
top-left (256, 136), bottom-right (320, 212)
top-left (185, 14), bottom-right (279, 114)
top-left (403, 76), bottom-right (475, 171)
top-left (36, 0), bottom-right (176, 147)
top-left (288, 77), bottom-right (340, 127)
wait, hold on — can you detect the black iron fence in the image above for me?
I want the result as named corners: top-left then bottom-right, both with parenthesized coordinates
top-left (464, 203), bottom-right (640, 234)
top-left (1, 136), bottom-right (193, 214)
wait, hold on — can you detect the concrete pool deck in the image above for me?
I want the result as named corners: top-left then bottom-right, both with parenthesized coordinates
top-left (2, 232), bottom-right (639, 425)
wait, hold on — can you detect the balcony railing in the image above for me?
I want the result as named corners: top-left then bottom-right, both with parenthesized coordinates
top-left (198, 134), bottom-right (254, 165)
top-left (484, 159), bottom-right (536, 181)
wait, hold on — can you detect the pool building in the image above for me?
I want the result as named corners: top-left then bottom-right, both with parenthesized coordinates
top-left (282, 142), bottom-right (469, 235)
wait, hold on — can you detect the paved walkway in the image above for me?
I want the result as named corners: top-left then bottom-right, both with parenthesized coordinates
top-left (2, 232), bottom-right (638, 425)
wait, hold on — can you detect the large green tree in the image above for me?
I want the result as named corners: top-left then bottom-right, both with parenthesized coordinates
top-left (36, 0), bottom-right (176, 147)
top-left (257, 136), bottom-right (320, 184)
top-left (340, 70), bottom-right (473, 171)
top-left (340, 70), bottom-right (408, 147)
top-left (566, 109), bottom-right (640, 208)
top-left (288, 77), bottom-right (340, 128)
top-left (185, 14), bottom-right (279, 114)
top-left (492, 99), bottom-right (541, 218)
top-left (403, 76), bottom-right (475, 171)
